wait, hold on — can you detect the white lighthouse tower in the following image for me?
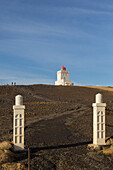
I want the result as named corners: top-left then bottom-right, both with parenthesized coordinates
top-left (92, 93), bottom-right (106, 145)
top-left (13, 95), bottom-right (25, 151)
top-left (55, 66), bottom-right (73, 86)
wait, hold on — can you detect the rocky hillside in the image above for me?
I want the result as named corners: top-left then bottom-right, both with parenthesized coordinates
top-left (0, 84), bottom-right (113, 169)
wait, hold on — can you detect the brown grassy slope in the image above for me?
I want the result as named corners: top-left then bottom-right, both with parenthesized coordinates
top-left (0, 85), bottom-right (113, 169)
top-left (0, 84), bottom-right (113, 142)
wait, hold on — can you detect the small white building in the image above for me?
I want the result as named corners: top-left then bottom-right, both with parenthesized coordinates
top-left (92, 93), bottom-right (106, 146)
top-left (13, 95), bottom-right (25, 151)
top-left (55, 66), bottom-right (73, 86)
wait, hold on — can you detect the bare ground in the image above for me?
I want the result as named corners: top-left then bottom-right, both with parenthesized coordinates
top-left (0, 85), bottom-right (113, 169)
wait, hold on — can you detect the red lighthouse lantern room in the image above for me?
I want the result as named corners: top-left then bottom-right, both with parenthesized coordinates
top-left (61, 66), bottom-right (66, 71)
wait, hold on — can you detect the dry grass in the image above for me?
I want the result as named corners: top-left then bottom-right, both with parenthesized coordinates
top-left (0, 141), bottom-right (16, 164)
top-left (103, 146), bottom-right (113, 155)
top-left (0, 141), bottom-right (13, 150)
top-left (0, 150), bottom-right (16, 164)
top-left (0, 141), bottom-right (27, 169)
top-left (83, 85), bottom-right (113, 92)
top-left (1, 162), bottom-right (26, 170)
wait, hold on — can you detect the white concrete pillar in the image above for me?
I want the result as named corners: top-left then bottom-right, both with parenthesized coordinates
top-left (13, 95), bottom-right (25, 151)
top-left (92, 93), bottom-right (106, 145)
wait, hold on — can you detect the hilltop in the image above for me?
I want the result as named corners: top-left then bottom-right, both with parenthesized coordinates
top-left (0, 85), bottom-right (113, 169)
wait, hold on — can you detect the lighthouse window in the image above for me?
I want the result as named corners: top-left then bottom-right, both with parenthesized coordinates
top-left (97, 116), bottom-right (99, 122)
top-left (20, 114), bottom-right (22, 118)
top-left (15, 114), bottom-right (18, 118)
top-left (97, 112), bottom-right (100, 115)
top-left (15, 128), bottom-right (17, 135)
top-left (101, 132), bottom-right (103, 138)
top-left (101, 116), bottom-right (103, 122)
top-left (15, 136), bottom-right (17, 143)
top-left (20, 136), bottom-right (22, 143)
top-left (20, 127), bottom-right (22, 135)
top-left (20, 119), bottom-right (22, 126)
top-left (97, 124), bottom-right (99, 130)
top-left (101, 111), bottom-right (103, 115)
top-left (15, 119), bottom-right (17, 126)
top-left (97, 132), bottom-right (99, 138)
top-left (101, 124), bottom-right (103, 130)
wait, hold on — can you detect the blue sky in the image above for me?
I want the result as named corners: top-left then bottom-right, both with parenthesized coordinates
top-left (0, 0), bottom-right (113, 86)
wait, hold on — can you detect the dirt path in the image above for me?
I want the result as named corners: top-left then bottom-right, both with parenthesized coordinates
top-left (25, 106), bottom-right (113, 170)
top-left (1, 85), bottom-right (113, 169)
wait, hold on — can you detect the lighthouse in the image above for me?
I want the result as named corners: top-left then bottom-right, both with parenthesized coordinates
top-left (55, 66), bottom-right (73, 86)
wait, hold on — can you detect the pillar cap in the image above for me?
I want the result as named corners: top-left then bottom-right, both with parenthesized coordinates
top-left (15, 95), bottom-right (23, 105)
top-left (96, 93), bottom-right (103, 103)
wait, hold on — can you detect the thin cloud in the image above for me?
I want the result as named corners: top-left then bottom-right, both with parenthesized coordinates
top-left (0, 21), bottom-right (97, 44)
top-left (0, 67), bottom-right (54, 85)
top-left (0, 0), bottom-right (113, 86)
